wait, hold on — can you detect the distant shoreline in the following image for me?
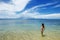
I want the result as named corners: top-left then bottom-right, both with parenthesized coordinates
top-left (0, 18), bottom-right (60, 20)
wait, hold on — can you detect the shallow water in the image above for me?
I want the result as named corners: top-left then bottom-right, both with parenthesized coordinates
top-left (0, 19), bottom-right (60, 40)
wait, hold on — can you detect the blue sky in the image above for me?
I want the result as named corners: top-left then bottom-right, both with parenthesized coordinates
top-left (25, 0), bottom-right (60, 14)
top-left (0, 0), bottom-right (60, 19)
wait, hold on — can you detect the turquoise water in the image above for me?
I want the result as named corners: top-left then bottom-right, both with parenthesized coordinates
top-left (0, 19), bottom-right (60, 40)
top-left (0, 19), bottom-right (60, 32)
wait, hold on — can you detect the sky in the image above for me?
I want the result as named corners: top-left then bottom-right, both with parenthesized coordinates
top-left (0, 0), bottom-right (60, 19)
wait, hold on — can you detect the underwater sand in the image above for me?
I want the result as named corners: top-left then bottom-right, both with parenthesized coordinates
top-left (0, 30), bottom-right (60, 40)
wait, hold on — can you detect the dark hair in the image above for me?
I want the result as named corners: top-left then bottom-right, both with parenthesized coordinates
top-left (42, 23), bottom-right (44, 28)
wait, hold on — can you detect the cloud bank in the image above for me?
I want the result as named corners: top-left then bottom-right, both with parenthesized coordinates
top-left (0, 10), bottom-right (18, 18)
top-left (0, 0), bottom-right (30, 18)
top-left (0, 0), bottom-right (60, 19)
top-left (19, 11), bottom-right (60, 19)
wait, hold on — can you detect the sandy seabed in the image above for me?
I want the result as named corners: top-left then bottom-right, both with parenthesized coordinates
top-left (0, 31), bottom-right (60, 40)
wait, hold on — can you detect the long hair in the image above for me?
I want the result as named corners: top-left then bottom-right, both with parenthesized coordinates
top-left (42, 23), bottom-right (44, 28)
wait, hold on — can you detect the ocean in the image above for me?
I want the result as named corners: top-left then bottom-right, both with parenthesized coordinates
top-left (0, 19), bottom-right (60, 40)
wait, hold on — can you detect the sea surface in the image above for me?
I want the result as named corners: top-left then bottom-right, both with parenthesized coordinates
top-left (0, 19), bottom-right (60, 40)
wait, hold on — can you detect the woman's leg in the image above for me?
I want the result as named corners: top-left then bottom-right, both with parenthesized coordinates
top-left (41, 31), bottom-right (43, 36)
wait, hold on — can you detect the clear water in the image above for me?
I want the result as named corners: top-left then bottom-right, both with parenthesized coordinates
top-left (0, 19), bottom-right (60, 40)
top-left (0, 19), bottom-right (60, 31)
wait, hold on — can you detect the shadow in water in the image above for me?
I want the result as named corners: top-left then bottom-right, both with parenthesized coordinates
top-left (42, 35), bottom-right (46, 37)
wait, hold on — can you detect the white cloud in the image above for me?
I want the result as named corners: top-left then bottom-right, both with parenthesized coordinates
top-left (0, 3), bottom-right (14, 11)
top-left (25, 13), bottom-right (60, 19)
top-left (53, 4), bottom-right (60, 8)
top-left (18, 10), bottom-right (60, 19)
top-left (0, 0), bottom-right (30, 18)
top-left (23, 2), bottom-right (58, 13)
top-left (0, 10), bottom-right (18, 18)
top-left (0, 1), bottom-right (60, 19)
top-left (40, 13), bottom-right (60, 19)
top-left (18, 2), bottom-right (60, 19)
top-left (0, 8), bottom-right (60, 19)
top-left (0, 0), bottom-right (30, 11)
top-left (12, 0), bottom-right (30, 11)
top-left (28, 2), bottom-right (57, 11)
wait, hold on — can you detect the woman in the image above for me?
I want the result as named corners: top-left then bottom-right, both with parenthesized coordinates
top-left (41, 23), bottom-right (45, 36)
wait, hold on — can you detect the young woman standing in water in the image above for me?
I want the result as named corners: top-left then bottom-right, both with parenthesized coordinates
top-left (41, 23), bottom-right (45, 36)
